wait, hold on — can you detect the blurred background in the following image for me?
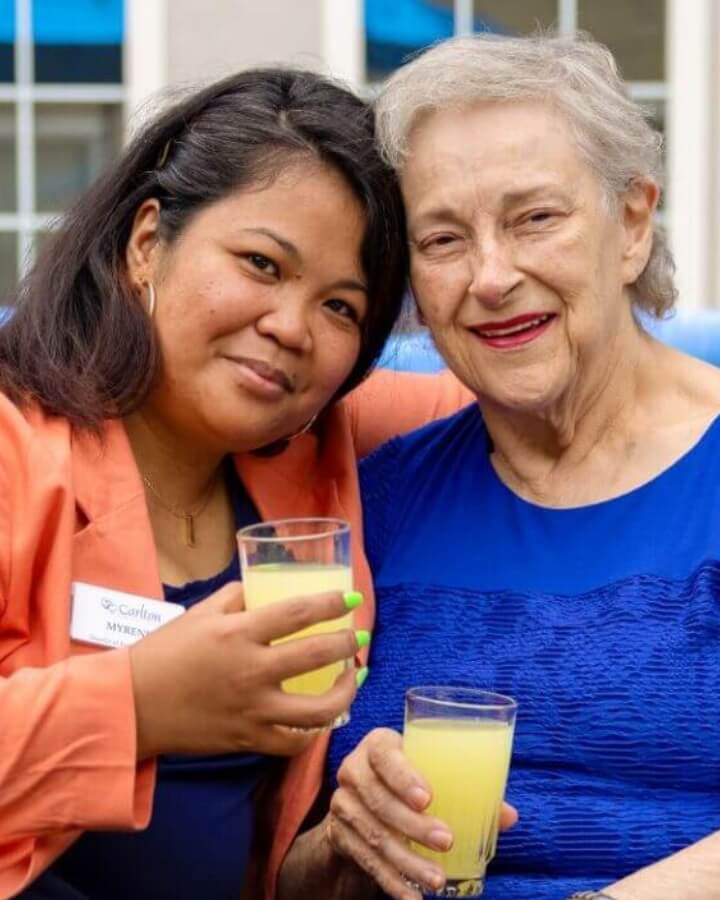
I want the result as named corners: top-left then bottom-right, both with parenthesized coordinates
top-left (0, 0), bottom-right (718, 311)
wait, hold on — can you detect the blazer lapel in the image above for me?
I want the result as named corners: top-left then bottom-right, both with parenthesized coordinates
top-left (71, 420), bottom-right (162, 599)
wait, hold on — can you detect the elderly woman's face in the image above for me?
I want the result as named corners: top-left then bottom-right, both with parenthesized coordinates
top-left (402, 102), bottom-right (651, 413)
top-left (127, 160), bottom-right (367, 453)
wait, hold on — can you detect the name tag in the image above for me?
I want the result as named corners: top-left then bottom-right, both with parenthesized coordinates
top-left (70, 581), bottom-right (185, 649)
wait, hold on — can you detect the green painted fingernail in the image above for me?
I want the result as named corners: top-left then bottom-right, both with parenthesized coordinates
top-left (356, 666), bottom-right (369, 688)
top-left (344, 591), bottom-right (364, 610)
top-left (355, 629), bottom-right (371, 649)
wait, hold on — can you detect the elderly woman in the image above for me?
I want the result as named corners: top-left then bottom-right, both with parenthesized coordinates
top-left (277, 33), bottom-right (720, 900)
top-left (0, 68), bottom-right (471, 899)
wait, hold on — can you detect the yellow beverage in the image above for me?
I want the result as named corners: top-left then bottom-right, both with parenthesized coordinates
top-left (243, 562), bottom-right (353, 695)
top-left (403, 717), bottom-right (514, 882)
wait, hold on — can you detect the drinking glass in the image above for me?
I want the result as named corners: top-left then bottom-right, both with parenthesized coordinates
top-left (237, 517), bottom-right (354, 727)
top-left (403, 686), bottom-right (518, 897)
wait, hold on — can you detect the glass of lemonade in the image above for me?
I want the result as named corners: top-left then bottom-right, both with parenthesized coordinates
top-left (237, 517), bottom-right (354, 727)
top-left (403, 686), bottom-right (517, 897)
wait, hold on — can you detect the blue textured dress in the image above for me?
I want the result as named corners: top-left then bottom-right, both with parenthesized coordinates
top-left (328, 404), bottom-right (720, 900)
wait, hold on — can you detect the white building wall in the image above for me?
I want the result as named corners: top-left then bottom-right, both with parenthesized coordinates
top-left (167, 0), bottom-right (324, 86)
top-left (666, 0), bottom-right (717, 309)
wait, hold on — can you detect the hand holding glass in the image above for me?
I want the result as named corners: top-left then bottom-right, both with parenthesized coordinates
top-left (403, 687), bottom-right (517, 897)
top-left (238, 517), bottom-right (356, 727)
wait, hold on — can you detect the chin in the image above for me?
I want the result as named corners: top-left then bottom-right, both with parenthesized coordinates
top-left (482, 378), bottom-right (568, 416)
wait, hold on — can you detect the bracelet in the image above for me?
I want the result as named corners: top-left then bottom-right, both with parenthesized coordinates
top-left (567, 892), bottom-right (618, 900)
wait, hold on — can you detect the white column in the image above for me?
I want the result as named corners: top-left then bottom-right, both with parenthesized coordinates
top-left (16, 0), bottom-right (34, 275)
top-left (454, 0), bottom-right (474, 36)
top-left (666, 0), bottom-right (714, 309)
top-left (124, 0), bottom-right (168, 136)
top-left (322, 0), bottom-right (364, 87)
top-left (711, 3), bottom-right (720, 305)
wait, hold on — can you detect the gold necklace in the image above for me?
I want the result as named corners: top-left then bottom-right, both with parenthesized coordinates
top-left (141, 470), bottom-right (219, 548)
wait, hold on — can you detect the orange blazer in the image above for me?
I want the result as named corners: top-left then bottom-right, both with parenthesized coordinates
top-left (0, 368), bottom-right (471, 899)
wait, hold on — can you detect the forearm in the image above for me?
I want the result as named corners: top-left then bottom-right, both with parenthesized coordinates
top-left (277, 820), bottom-right (379, 900)
top-left (607, 831), bottom-right (720, 900)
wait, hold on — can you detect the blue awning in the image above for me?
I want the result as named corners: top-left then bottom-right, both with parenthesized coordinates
top-left (366, 0), bottom-right (502, 48)
top-left (0, 0), bottom-right (124, 44)
top-left (366, 0), bottom-right (453, 47)
top-left (0, 2), bottom-right (14, 42)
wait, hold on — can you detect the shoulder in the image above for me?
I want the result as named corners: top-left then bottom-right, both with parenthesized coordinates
top-left (0, 392), bottom-right (74, 490)
top-left (360, 402), bottom-right (481, 483)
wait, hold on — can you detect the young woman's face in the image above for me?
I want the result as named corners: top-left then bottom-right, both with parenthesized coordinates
top-left (127, 160), bottom-right (368, 454)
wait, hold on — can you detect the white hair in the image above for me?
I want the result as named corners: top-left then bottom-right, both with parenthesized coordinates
top-left (375, 32), bottom-right (676, 317)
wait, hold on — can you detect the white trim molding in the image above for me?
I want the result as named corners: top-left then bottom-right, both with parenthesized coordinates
top-left (666, 0), bottom-right (715, 309)
top-left (125, 0), bottom-right (168, 135)
top-left (322, 0), bottom-right (364, 87)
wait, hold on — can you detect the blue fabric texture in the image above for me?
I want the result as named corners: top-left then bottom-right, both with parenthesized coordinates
top-left (329, 405), bottom-right (720, 900)
top-left (32, 460), bottom-right (268, 900)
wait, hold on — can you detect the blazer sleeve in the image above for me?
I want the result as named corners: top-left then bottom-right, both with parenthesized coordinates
top-left (0, 431), bottom-right (154, 895)
top-left (345, 368), bottom-right (474, 459)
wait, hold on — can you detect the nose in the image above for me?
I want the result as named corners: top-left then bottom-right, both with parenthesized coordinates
top-left (255, 291), bottom-right (312, 353)
top-left (467, 235), bottom-right (522, 309)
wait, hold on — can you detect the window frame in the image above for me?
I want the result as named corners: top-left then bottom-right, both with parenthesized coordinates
top-left (0, 0), bottom-right (125, 282)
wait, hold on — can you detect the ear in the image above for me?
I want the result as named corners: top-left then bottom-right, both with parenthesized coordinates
top-left (125, 198), bottom-right (163, 289)
top-left (620, 177), bottom-right (660, 287)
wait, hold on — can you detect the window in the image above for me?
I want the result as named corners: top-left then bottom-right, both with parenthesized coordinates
top-left (364, 1), bottom-right (667, 165)
top-left (0, 0), bottom-right (125, 302)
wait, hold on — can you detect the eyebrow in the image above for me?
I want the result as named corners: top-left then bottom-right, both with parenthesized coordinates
top-left (242, 227), bottom-right (367, 293)
top-left (242, 227), bottom-right (299, 258)
top-left (499, 186), bottom-right (571, 208)
top-left (411, 186), bottom-right (571, 230)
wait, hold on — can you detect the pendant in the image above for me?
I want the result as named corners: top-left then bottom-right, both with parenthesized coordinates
top-left (184, 514), bottom-right (196, 548)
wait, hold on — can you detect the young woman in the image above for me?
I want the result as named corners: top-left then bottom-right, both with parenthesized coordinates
top-left (0, 68), bottom-right (468, 899)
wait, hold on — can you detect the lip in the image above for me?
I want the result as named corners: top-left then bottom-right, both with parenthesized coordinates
top-left (469, 312), bottom-right (557, 350)
top-left (225, 355), bottom-right (294, 398)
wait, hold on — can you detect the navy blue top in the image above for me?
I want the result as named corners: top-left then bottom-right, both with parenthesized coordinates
top-left (28, 460), bottom-right (270, 900)
top-left (329, 405), bottom-right (720, 899)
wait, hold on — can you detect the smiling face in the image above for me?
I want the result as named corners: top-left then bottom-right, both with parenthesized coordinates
top-left (403, 101), bottom-right (654, 415)
top-left (127, 158), bottom-right (367, 454)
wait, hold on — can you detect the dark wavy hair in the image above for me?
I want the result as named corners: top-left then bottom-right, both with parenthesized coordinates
top-left (0, 68), bottom-right (408, 433)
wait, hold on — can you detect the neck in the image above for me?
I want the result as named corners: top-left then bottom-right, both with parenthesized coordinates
top-left (481, 324), bottom-right (663, 498)
top-left (124, 410), bottom-right (225, 508)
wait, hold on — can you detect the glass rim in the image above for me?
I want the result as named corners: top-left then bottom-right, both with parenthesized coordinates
top-left (237, 516), bottom-right (350, 544)
top-left (406, 685), bottom-right (518, 712)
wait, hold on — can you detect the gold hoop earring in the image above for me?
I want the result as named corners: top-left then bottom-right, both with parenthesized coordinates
top-left (145, 282), bottom-right (157, 319)
top-left (287, 413), bottom-right (318, 442)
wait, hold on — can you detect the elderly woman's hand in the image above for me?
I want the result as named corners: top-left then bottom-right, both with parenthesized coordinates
top-left (328, 728), bottom-right (518, 900)
top-left (129, 582), bottom-right (361, 759)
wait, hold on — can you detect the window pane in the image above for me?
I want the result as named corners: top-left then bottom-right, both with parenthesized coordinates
top-left (0, 232), bottom-right (17, 301)
top-left (365, 0), bottom-right (454, 82)
top-left (0, 104), bottom-right (15, 211)
top-left (473, 0), bottom-right (557, 34)
top-left (578, 0), bottom-right (665, 81)
top-left (0, 0), bottom-right (13, 82)
top-left (34, 0), bottom-right (123, 83)
top-left (35, 103), bottom-right (123, 212)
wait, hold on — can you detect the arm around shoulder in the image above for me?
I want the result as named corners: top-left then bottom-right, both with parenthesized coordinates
top-left (346, 369), bottom-right (473, 458)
